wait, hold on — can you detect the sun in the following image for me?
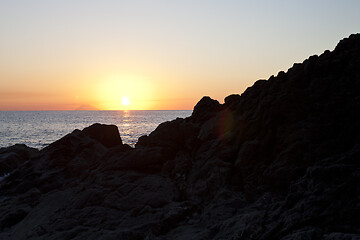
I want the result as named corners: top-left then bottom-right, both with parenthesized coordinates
top-left (121, 96), bottom-right (130, 106)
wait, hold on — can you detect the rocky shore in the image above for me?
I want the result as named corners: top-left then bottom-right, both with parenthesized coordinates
top-left (1, 34), bottom-right (360, 239)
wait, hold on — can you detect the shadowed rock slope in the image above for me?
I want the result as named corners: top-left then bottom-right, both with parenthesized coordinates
top-left (1, 34), bottom-right (360, 239)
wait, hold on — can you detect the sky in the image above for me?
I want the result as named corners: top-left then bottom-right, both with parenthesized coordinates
top-left (1, 0), bottom-right (359, 110)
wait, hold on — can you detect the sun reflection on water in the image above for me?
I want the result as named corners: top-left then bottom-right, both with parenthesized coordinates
top-left (0, 110), bottom-right (192, 148)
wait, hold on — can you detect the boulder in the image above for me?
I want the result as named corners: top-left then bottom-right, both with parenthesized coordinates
top-left (190, 96), bottom-right (221, 123)
top-left (82, 123), bottom-right (123, 148)
top-left (224, 94), bottom-right (241, 110)
top-left (0, 144), bottom-right (38, 175)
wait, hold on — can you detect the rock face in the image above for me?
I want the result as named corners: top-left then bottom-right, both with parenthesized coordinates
top-left (82, 123), bottom-right (123, 148)
top-left (1, 34), bottom-right (360, 239)
top-left (0, 144), bottom-right (38, 175)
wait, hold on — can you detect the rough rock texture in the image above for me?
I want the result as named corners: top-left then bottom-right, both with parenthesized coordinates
top-left (1, 34), bottom-right (360, 239)
top-left (0, 144), bottom-right (38, 175)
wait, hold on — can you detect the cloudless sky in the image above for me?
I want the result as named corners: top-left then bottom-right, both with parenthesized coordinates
top-left (1, 0), bottom-right (359, 110)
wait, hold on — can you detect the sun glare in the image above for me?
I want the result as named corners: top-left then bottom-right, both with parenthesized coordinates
top-left (95, 74), bottom-right (156, 110)
top-left (122, 96), bottom-right (130, 106)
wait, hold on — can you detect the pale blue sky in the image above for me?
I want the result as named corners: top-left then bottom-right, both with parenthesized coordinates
top-left (1, 1), bottom-right (359, 110)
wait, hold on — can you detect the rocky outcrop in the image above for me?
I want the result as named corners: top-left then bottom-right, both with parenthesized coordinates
top-left (190, 96), bottom-right (221, 123)
top-left (1, 34), bottom-right (360, 239)
top-left (82, 123), bottom-right (123, 148)
top-left (0, 144), bottom-right (38, 175)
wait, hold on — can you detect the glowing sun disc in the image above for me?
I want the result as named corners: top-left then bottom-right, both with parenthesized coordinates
top-left (122, 97), bottom-right (130, 106)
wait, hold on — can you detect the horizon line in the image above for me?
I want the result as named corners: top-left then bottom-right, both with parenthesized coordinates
top-left (0, 109), bottom-right (193, 112)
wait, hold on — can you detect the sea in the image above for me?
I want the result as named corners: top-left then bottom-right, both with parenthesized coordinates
top-left (0, 110), bottom-right (192, 149)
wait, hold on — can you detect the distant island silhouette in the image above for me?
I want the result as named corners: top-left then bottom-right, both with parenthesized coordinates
top-left (1, 33), bottom-right (359, 239)
top-left (74, 104), bottom-right (100, 111)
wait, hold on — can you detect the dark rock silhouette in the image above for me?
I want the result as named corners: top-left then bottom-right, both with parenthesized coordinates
top-left (82, 123), bottom-right (123, 148)
top-left (0, 144), bottom-right (38, 175)
top-left (1, 34), bottom-right (360, 239)
top-left (190, 96), bottom-right (221, 123)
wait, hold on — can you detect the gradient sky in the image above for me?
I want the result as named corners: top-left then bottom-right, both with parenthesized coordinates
top-left (1, 0), bottom-right (359, 110)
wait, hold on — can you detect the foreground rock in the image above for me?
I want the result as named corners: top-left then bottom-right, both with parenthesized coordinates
top-left (1, 34), bottom-right (360, 239)
top-left (0, 144), bottom-right (38, 176)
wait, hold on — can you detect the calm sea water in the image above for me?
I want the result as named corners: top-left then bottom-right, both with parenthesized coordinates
top-left (0, 110), bottom-right (192, 149)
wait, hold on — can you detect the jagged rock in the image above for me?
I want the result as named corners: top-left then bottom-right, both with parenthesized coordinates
top-left (137, 118), bottom-right (198, 150)
top-left (224, 94), bottom-right (241, 110)
top-left (190, 96), bottom-right (221, 123)
top-left (1, 34), bottom-right (360, 239)
top-left (82, 123), bottom-right (123, 148)
top-left (0, 144), bottom-right (38, 175)
top-left (0, 209), bottom-right (28, 230)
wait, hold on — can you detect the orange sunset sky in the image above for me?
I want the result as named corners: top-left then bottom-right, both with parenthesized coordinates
top-left (1, 1), bottom-right (359, 110)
